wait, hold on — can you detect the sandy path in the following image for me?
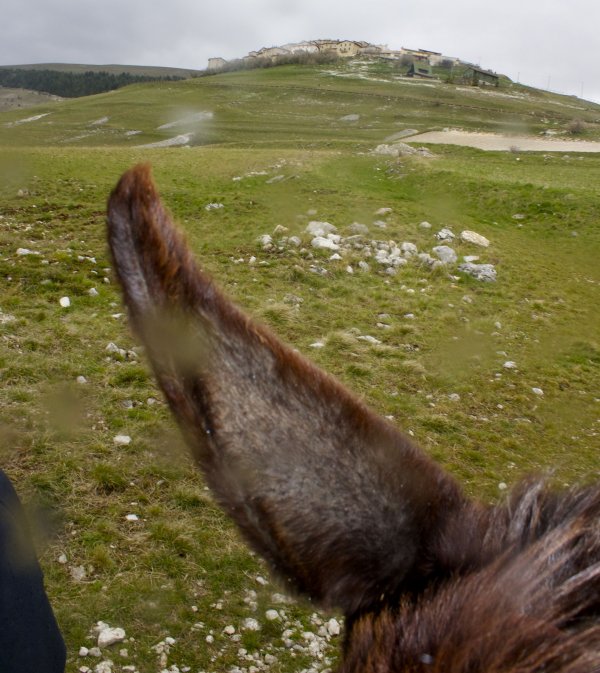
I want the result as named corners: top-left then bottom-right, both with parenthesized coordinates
top-left (406, 130), bottom-right (600, 153)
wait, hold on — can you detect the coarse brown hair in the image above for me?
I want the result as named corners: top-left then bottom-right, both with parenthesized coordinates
top-left (107, 165), bottom-right (600, 673)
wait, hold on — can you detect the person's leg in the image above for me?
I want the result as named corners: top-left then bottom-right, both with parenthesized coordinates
top-left (0, 470), bottom-right (66, 673)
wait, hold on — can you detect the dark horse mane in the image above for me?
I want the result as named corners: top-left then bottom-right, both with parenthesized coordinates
top-left (107, 164), bottom-right (600, 673)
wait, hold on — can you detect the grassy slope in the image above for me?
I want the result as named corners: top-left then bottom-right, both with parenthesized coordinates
top-left (0, 62), bottom-right (598, 672)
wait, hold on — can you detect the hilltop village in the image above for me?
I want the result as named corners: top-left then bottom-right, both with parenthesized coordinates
top-left (208, 39), bottom-right (460, 71)
top-left (207, 39), bottom-right (501, 85)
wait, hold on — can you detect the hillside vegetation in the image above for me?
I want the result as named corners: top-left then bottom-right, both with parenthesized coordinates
top-left (0, 60), bottom-right (598, 673)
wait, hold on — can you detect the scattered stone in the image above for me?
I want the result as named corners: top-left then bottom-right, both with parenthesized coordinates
top-left (79, 647), bottom-right (89, 657)
top-left (357, 335), bottom-right (382, 345)
top-left (223, 625), bottom-right (236, 635)
top-left (435, 228), bottom-right (455, 242)
top-left (76, 376), bottom-right (87, 384)
top-left (512, 213), bottom-right (526, 220)
top-left (340, 114), bottom-right (360, 122)
top-left (125, 514), bottom-right (139, 522)
top-left (58, 553), bottom-right (68, 564)
top-left (375, 207), bottom-right (392, 216)
top-left (97, 625), bottom-right (126, 648)
top-left (326, 618), bottom-right (341, 637)
top-left (401, 242), bottom-right (418, 257)
top-left (306, 221), bottom-right (337, 237)
top-left (448, 393), bottom-right (461, 402)
top-left (460, 230), bottom-right (490, 247)
top-left (432, 245), bottom-right (457, 264)
top-left (204, 203), bottom-right (224, 211)
top-left (273, 224), bottom-right (288, 235)
top-left (242, 618), bottom-right (260, 631)
top-left (463, 255), bottom-right (480, 263)
top-left (532, 387), bottom-right (544, 396)
top-left (16, 248), bottom-right (40, 256)
top-left (59, 296), bottom-right (71, 308)
top-left (458, 263), bottom-right (497, 282)
top-left (311, 236), bottom-right (340, 251)
top-left (503, 361), bottom-right (517, 370)
top-left (70, 565), bottom-right (87, 582)
top-left (88, 288), bottom-right (99, 297)
top-left (419, 221), bottom-right (432, 229)
top-left (265, 609), bottom-right (280, 621)
top-left (257, 234), bottom-right (272, 249)
top-left (113, 435), bottom-right (131, 446)
top-left (498, 482), bottom-right (508, 491)
top-left (358, 261), bottom-right (370, 272)
top-left (266, 175), bottom-right (285, 184)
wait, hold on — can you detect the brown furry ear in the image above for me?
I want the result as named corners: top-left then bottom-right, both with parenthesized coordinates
top-left (107, 165), bottom-right (467, 616)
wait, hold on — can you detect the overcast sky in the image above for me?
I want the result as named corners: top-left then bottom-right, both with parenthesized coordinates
top-left (2, 0), bottom-right (599, 104)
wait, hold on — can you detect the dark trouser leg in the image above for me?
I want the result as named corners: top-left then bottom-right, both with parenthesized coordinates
top-left (0, 470), bottom-right (66, 673)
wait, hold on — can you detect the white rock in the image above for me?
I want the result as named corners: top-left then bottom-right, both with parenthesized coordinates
top-left (205, 202), bottom-right (224, 211)
top-left (435, 228), bottom-right (455, 241)
top-left (340, 114), bottom-right (360, 121)
top-left (70, 565), bottom-right (87, 582)
top-left (113, 435), bottom-right (131, 446)
top-left (58, 553), bottom-right (68, 564)
top-left (255, 575), bottom-right (268, 585)
top-left (460, 230), bottom-right (490, 247)
top-left (306, 221), bottom-right (336, 237)
top-left (498, 482), bottom-right (508, 491)
top-left (242, 618), bottom-right (261, 631)
top-left (79, 647), bottom-right (89, 657)
top-left (88, 288), bottom-right (99, 297)
top-left (357, 335), bottom-right (382, 345)
top-left (265, 609), bottom-right (279, 621)
top-left (326, 618), bottom-right (341, 637)
top-left (419, 221), bottom-right (432, 229)
top-left (358, 261), bottom-right (370, 272)
top-left (98, 626), bottom-right (126, 648)
top-left (88, 647), bottom-right (102, 657)
top-left (346, 265), bottom-right (354, 274)
top-left (94, 662), bottom-right (113, 673)
top-left (16, 247), bottom-right (40, 256)
top-left (432, 245), bottom-right (457, 264)
top-left (311, 236), bottom-right (339, 251)
top-left (76, 376), bottom-right (87, 384)
top-left (329, 253), bottom-right (342, 261)
top-left (401, 242), bottom-right (418, 256)
top-left (463, 255), bottom-right (480, 263)
top-left (503, 361), bottom-right (517, 370)
top-left (448, 393), bottom-right (461, 402)
top-left (257, 234), bottom-right (272, 247)
top-left (223, 625), bottom-right (236, 635)
top-left (375, 207), bottom-right (392, 216)
top-left (125, 514), bottom-right (139, 522)
top-left (59, 296), bottom-right (71, 308)
top-left (458, 263), bottom-right (497, 282)
top-left (532, 387), bottom-right (544, 396)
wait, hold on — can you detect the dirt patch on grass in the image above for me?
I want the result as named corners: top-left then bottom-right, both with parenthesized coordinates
top-left (406, 130), bottom-right (600, 153)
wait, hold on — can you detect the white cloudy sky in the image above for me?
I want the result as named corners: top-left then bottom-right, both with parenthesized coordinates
top-left (2, 0), bottom-right (599, 103)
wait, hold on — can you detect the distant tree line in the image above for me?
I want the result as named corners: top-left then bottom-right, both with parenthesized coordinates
top-left (0, 69), bottom-right (184, 98)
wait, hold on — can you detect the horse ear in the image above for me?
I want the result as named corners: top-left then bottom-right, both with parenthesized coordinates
top-left (107, 165), bottom-right (466, 615)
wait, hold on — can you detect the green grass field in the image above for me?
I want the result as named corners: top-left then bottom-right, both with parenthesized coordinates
top-left (0, 61), bottom-right (598, 672)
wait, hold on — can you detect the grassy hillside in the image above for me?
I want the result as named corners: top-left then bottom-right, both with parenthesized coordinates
top-left (1, 60), bottom-right (599, 148)
top-left (0, 61), bottom-right (598, 673)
